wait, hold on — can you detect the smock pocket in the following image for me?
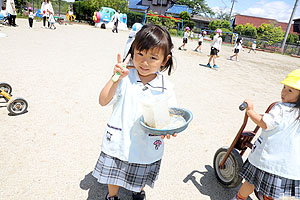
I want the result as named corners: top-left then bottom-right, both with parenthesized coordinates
top-left (147, 135), bottom-right (164, 160)
top-left (251, 136), bottom-right (262, 153)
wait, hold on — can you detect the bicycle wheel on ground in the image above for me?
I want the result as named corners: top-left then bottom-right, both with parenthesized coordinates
top-left (213, 146), bottom-right (243, 188)
top-left (7, 97), bottom-right (28, 115)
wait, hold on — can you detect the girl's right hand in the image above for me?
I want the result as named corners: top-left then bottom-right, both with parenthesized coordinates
top-left (113, 53), bottom-right (131, 82)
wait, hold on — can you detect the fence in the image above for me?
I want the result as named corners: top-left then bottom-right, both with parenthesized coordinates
top-left (24, 0), bottom-right (72, 17)
top-left (240, 36), bottom-right (300, 56)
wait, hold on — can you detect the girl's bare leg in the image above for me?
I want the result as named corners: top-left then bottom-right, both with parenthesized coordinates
top-left (108, 184), bottom-right (120, 197)
top-left (212, 55), bottom-right (216, 65)
top-left (238, 181), bottom-right (255, 199)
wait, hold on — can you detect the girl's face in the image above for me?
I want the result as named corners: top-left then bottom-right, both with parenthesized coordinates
top-left (133, 47), bottom-right (170, 77)
top-left (281, 85), bottom-right (300, 103)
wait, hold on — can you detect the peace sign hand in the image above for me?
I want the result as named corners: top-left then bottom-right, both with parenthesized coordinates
top-left (112, 53), bottom-right (131, 82)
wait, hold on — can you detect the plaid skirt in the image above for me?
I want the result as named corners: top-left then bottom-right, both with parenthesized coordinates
top-left (92, 151), bottom-right (161, 192)
top-left (240, 160), bottom-right (300, 199)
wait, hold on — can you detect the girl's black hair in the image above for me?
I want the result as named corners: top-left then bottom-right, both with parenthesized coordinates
top-left (128, 24), bottom-right (174, 75)
top-left (294, 93), bottom-right (300, 120)
top-left (236, 37), bottom-right (242, 44)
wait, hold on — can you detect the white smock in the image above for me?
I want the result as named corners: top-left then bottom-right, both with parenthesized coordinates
top-left (101, 68), bottom-right (177, 164)
top-left (41, 2), bottom-right (53, 17)
top-left (211, 34), bottom-right (222, 51)
top-left (248, 102), bottom-right (300, 180)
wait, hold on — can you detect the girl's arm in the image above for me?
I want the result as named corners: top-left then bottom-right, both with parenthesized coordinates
top-left (244, 99), bottom-right (267, 129)
top-left (99, 54), bottom-right (131, 106)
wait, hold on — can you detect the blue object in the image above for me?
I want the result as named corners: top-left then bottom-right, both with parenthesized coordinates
top-left (129, 0), bottom-right (149, 11)
top-left (213, 65), bottom-right (219, 69)
top-left (207, 63), bottom-right (211, 68)
top-left (139, 107), bottom-right (193, 136)
top-left (165, 4), bottom-right (193, 15)
top-left (132, 22), bottom-right (143, 31)
top-left (0, 13), bottom-right (4, 20)
top-left (36, 9), bottom-right (43, 18)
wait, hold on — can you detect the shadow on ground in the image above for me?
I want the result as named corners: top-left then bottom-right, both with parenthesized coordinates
top-left (80, 172), bottom-right (133, 200)
top-left (183, 165), bottom-right (253, 200)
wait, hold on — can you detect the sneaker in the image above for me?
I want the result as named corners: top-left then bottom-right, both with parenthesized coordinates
top-left (236, 59), bottom-right (239, 62)
top-left (178, 47), bottom-right (182, 50)
top-left (105, 193), bottom-right (120, 200)
top-left (229, 56), bottom-right (233, 60)
top-left (132, 190), bottom-right (146, 200)
top-left (213, 64), bottom-right (219, 69)
top-left (194, 49), bottom-right (198, 52)
top-left (207, 63), bottom-right (211, 68)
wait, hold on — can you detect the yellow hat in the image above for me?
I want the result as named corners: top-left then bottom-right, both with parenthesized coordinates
top-left (281, 69), bottom-right (300, 90)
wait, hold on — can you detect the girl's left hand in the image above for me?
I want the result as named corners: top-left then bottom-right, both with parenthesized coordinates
top-left (161, 133), bottom-right (177, 139)
top-left (244, 99), bottom-right (254, 111)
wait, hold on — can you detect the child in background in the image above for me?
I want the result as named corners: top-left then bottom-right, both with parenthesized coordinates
top-left (92, 24), bottom-right (177, 200)
top-left (207, 29), bottom-right (222, 69)
top-left (194, 30), bottom-right (207, 52)
top-left (0, 6), bottom-right (8, 25)
top-left (28, 7), bottom-right (35, 28)
top-left (178, 27), bottom-right (190, 50)
top-left (229, 37), bottom-right (243, 61)
top-left (48, 12), bottom-right (56, 29)
top-left (248, 41), bottom-right (256, 53)
top-left (232, 69), bottom-right (300, 200)
top-left (189, 30), bottom-right (194, 42)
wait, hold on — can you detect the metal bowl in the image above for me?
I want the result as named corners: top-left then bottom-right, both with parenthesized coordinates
top-left (139, 107), bottom-right (193, 136)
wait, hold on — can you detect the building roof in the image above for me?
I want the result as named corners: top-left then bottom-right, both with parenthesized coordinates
top-left (294, 18), bottom-right (300, 22)
top-left (165, 4), bottom-right (192, 15)
top-left (129, 0), bottom-right (149, 11)
top-left (191, 15), bottom-right (214, 23)
top-left (234, 14), bottom-right (298, 35)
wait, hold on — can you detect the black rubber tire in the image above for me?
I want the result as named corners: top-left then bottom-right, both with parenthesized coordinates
top-left (0, 82), bottom-right (12, 98)
top-left (213, 146), bottom-right (243, 188)
top-left (7, 97), bottom-right (28, 115)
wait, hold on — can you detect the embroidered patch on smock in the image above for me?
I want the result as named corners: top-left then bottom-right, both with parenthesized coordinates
top-left (153, 140), bottom-right (162, 150)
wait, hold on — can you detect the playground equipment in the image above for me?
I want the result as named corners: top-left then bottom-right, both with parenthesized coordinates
top-left (0, 83), bottom-right (28, 115)
top-left (66, 12), bottom-right (76, 21)
top-left (93, 7), bottom-right (128, 30)
top-left (143, 13), bottom-right (183, 37)
top-left (213, 102), bottom-right (277, 196)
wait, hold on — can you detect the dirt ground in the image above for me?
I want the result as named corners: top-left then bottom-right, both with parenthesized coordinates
top-left (0, 19), bottom-right (299, 200)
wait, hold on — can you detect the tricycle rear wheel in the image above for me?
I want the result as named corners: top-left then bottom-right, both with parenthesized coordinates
top-left (213, 147), bottom-right (243, 188)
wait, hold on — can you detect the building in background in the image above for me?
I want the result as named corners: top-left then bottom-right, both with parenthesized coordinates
top-left (233, 14), bottom-right (299, 36)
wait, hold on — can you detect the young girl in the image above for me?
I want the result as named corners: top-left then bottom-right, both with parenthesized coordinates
top-left (178, 27), bottom-right (190, 50)
top-left (229, 37), bottom-right (243, 61)
top-left (207, 29), bottom-right (222, 69)
top-left (248, 41), bottom-right (256, 53)
top-left (92, 24), bottom-right (177, 200)
top-left (232, 69), bottom-right (300, 200)
top-left (48, 12), bottom-right (56, 29)
top-left (28, 7), bottom-right (35, 28)
top-left (194, 30), bottom-right (207, 52)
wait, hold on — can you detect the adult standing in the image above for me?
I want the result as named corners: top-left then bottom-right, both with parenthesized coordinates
top-left (111, 10), bottom-right (120, 33)
top-left (6, 0), bottom-right (17, 27)
top-left (41, 0), bottom-right (53, 28)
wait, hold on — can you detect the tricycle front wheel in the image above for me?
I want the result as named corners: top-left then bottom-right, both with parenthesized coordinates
top-left (213, 147), bottom-right (243, 188)
top-left (7, 97), bottom-right (28, 115)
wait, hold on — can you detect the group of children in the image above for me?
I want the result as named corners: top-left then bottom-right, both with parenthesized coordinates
top-left (92, 23), bottom-right (300, 200)
top-left (25, 0), bottom-right (56, 29)
top-left (178, 27), bottom-right (257, 68)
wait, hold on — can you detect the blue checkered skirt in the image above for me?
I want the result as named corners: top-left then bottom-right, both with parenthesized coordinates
top-left (240, 160), bottom-right (300, 199)
top-left (92, 151), bottom-right (161, 192)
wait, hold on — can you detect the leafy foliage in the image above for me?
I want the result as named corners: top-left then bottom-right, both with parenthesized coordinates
top-left (208, 19), bottom-right (232, 31)
top-left (176, 0), bottom-right (214, 16)
top-left (287, 33), bottom-right (300, 44)
top-left (257, 23), bottom-right (284, 45)
top-left (234, 23), bottom-right (257, 38)
top-left (179, 11), bottom-right (190, 20)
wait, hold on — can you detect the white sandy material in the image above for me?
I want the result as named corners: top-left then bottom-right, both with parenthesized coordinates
top-left (0, 19), bottom-right (298, 200)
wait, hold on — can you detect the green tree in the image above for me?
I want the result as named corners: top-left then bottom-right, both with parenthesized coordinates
top-left (287, 33), bottom-right (300, 44)
top-left (179, 11), bottom-right (190, 20)
top-left (176, 0), bottom-right (214, 16)
top-left (257, 23), bottom-right (284, 45)
top-left (147, 10), bottom-right (162, 26)
top-left (163, 14), bottom-right (176, 30)
top-left (234, 24), bottom-right (244, 35)
top-left (208, 19), bottom-right (232, 31)
top-left (243, 23), bottom-right (257, 38)
top-left (89, 0), bottom-right (128, 13)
